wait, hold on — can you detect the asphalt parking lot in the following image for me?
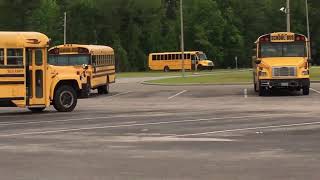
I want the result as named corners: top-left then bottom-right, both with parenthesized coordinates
top-left (0, 78), bottom-right (320, 180)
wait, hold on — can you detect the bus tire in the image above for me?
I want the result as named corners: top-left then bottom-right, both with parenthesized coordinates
top-left (28, 107), bottom-right (45, 113)
top-left (197, 65), bottom-right (203, 71)
top-left (259, 86), bottom-right (268, 96)
top-left (302, 86), bottom-right (310, 95)
top-left (53, 85), bottom-right (77, 112)
top-left (164, 66), bottom-right (170, 72)
top-left (98, 84), bottom-right (109, 94)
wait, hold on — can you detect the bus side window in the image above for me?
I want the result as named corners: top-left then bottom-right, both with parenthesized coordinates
top-left (0, 49), bottom-right (4, 65)
top-left (92, 55), bottom-right (96, 65)
top-left (168, 54), bottom-right (172, 60)
top-left (187, 54), bottom-right (191, 59)
top-left (156, 55), bottom-right (160, 61)
top-left (152, 55), bottom-right (156, 61)
top-left (7, 49), bottom-right (23, 65)
top-left (35, 49), bottom-right (43, 66)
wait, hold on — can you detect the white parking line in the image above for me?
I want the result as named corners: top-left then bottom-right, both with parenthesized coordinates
top-left (169, 121), bottom-right (320, 138)
top-left (310, 88), bottom-right (320, 94)
top-left (0, 113), bottom-right (306, 137)
top-left (244, 89), bottom-right (248, 98)
top-left (168, 90), bottom-right (187, 100)
top-left (0, 113), bottom-right (173, 127)
top-left (109, 91), bottom-right (132, 98)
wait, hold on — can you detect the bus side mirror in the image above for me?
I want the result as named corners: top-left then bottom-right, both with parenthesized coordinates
top-left (82, 64), bottom-right (89, 70)
top-left (255, 60), bottom-right (261, 64)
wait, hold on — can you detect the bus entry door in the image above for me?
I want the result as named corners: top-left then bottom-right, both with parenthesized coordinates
top-left (26, 49), bottom-right (46, 106)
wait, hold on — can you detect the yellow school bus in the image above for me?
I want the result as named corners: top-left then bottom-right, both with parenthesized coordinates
top-left (0, 32), bottom-right (88, 112)
top-left (49, 44), bottom-right (115, 97)
top-left (253, 32), bottom-right (311, 96)
top-left (148, 51), bottom-right (214, 72)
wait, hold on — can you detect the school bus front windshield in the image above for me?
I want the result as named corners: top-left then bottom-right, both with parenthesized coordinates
top-left (260, 42), bottom-right (307, 58)
top-left (198, 53), bottom-right (208, 60)
top-left (49, 54), bottom-right (90, 66)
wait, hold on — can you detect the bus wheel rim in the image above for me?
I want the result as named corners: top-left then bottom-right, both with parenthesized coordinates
top-left (60, 91), bottom-right (74, 108)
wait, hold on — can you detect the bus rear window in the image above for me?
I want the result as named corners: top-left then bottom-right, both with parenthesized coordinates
top-left (7, 49), bottom-right (23, 65)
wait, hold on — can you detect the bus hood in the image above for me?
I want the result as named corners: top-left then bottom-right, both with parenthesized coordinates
top-left (262, 57), bottom-right (306, 67)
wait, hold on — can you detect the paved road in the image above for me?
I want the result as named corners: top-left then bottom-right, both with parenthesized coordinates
top-left (0, 79), bottom-right (320, 180)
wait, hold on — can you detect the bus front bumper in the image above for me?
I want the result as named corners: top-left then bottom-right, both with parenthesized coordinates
top-left (260, 79), bottom-right (310, 88)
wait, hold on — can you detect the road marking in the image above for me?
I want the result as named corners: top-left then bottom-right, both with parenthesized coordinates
top-left (109, 91), bottom-right (132, 98)
top-left (0, 113), bottom-right (172, 127)
top-left (169, 121), bottom-right (320, 138)
top-left (168, 90), bottom-right (187, 99)
top-left (0, 113), bottom-right (306, 137)
top-left (310, 88), bottom-right (320, 94)
top-left (244, 88), bottom-right (248, 98)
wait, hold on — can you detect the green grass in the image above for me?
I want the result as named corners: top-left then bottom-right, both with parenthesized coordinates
top-left (117, 69), bottom-right (230, 78)
top-left (146, 67), bottom-right (320, 85)
top-left (311, 66), bottom-right (320, 80)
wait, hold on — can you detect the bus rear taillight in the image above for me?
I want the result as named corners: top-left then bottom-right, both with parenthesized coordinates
top-left (296, 35), bottom-right (305, 41)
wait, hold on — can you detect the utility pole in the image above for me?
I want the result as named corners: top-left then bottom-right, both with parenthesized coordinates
top-left (305, 0), bottom-right (311, 59)
top-left (180, 0), bottom-right (185, 78)
top-left (64, 12), bottom-right (67, 45)
top-left (286, 0), bottom-right (291, 32)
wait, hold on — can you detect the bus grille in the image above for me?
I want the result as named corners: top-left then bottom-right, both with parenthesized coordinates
top-left (272, 66), bottom-right (296, 77)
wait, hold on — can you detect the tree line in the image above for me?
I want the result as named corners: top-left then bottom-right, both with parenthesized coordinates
top-left (0, 0), bottom-right (319, 71)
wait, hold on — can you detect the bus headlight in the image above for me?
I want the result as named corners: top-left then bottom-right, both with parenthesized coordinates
top-left (259, 71), bottom-right (267, 77)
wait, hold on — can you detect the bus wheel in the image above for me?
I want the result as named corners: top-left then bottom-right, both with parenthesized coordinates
top-left (302, 86), bottom-right (310, 95)
top-left (259, 87), bottom-right (268, 96)
top-left (98, 84), bottom-right (109, 94)
top-left (28, 107), bottom-right (45, 113)
top-left (197, 65), bottom-right (203, 71)
top-left (164, 66), bottom-right (170, 72)
top-left (53, 85), bottom-right (77, 112)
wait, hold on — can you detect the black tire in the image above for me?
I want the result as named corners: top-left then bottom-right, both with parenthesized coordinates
top-left (98, 84), bottom-right (109, 94)
top-left (164, 66), bottom-right (170, 72)
top-left (209, 66), bottom-right (214, 71)
top-left (197, 65), bottom-right (203, 71)
top-left (53, 85), bottom-right (77, 112)
top-left (302, 86), bottom-right (310, 95)
top-left (259, 86), bottom-right (268, 96)
top-left (28, 107), bottom-right (45, 113)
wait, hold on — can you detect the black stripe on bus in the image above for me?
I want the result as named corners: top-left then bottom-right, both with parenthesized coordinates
top-left (0, 97), bottom-right (24, 101)
top-left (93, 72), bottom-right (115, 78)
top-left (95, 69), bottom-right (115, 73)
top-left (0, 74), bottom-right (24, 77)
top-left (95, 65), bottom-right (115, 68)
top-left (0, 65), bottom-right (24, 69)
top-left (0, 81), bottom-right (24, 85)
